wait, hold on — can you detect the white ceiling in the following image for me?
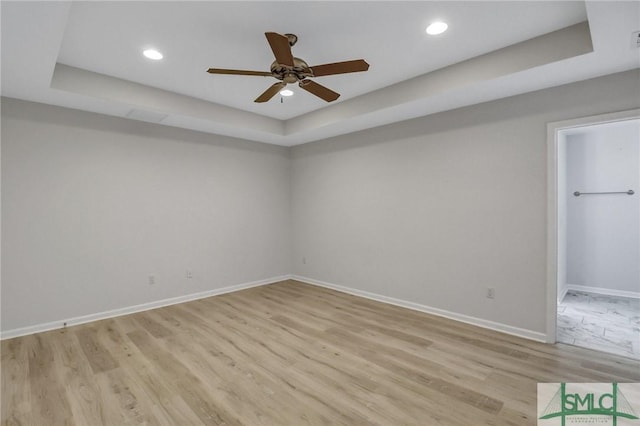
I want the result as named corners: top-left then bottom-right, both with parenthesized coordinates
top-left (2, 1), bottom-right (639, 146)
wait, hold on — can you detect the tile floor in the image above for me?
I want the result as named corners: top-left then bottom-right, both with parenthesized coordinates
top-left (557, 290), bottom-right (640, 360)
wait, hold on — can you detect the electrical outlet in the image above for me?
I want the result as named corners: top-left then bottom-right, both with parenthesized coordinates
top-left (632, 30), bottom-right (640, 48)
top-left (302, 257), bottom-right (306, 264)
top-left (148, 275), bottom-right (155, 285)
top-left (186, 270), bottom-right (193, 279)
top-left (486, 287), bottom-right (495, 299)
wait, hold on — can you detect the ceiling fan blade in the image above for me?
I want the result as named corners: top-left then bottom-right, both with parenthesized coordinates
top-left (265, 32), bottom-right (294, 67)
top-left (207, 68), bottom-right (272, 77)
top-left (255, 82), bottom-right (287, 103)
top-left (299, 79), bottom-right (340, 102)
top-left (309, 60), bottom-right (370, 77)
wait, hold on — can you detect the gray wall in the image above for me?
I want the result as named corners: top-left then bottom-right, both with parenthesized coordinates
top-left (1, 98), bottom-right (291, 332)
top-left (291, 70), bottom-right (640, 334)
top-left (2, 70), bottom-right (639, 337)
top-left (566, 121), bottom-right (639, 294)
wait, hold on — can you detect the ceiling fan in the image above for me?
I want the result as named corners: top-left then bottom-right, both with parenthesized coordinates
top-left (207, 32), bottom-right (369, 103)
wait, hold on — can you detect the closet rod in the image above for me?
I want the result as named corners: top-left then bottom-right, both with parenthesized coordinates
top-left (573, 190), bottom-right (635, 197)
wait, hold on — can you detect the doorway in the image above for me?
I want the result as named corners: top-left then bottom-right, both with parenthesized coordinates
top-left (547, 110), bottom-right (640, 359)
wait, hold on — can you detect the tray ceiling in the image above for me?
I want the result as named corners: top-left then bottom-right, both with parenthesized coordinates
top-left (2, 1), bottom-right (639, 146)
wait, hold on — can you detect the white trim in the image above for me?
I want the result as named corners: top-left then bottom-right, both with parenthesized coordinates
top-left (546, 119), bottom-right (559, 343)
top-left (292, 275), bottom-right (547, 343)
top-left (566, 284), bottom-right (640, 300)
top-left (546, 109), bottom-right (640, 344)
top-left (558, 285), bottom-right (569, 304)
top-left (0, 275), bottom-right (292, 340)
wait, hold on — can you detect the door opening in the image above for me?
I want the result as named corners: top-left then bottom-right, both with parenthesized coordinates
top-left (547, 109), bottom-right (640, 360)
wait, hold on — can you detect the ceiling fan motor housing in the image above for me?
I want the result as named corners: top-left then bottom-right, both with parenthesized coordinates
top-left (270, 57), bottom-right (312, 83)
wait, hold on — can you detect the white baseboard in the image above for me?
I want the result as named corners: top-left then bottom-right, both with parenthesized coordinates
top-left (292, 275), bottom-right (547, 343)
top-left (558, 284), bottom-right (569, 303)
top-left (0, 275), bottom-right (292, 340)
top-left (566, 284), bottom-right (640, 300)
top-left (2, 274), bottom-right (550, 343)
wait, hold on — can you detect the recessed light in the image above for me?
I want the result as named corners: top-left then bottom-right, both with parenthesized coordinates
top-left (280, 89), bottom-right (294, 97)
top-left (143, 49), bottom-right (163, 60)
top-left (426, 22), bottom-right (448, 35)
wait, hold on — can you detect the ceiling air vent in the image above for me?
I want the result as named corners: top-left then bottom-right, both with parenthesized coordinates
top-left (125, 109), bottom-right (168, 123)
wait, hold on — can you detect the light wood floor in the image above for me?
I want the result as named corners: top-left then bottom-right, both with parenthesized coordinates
top-left (2, 280), bottom-right (639, 425)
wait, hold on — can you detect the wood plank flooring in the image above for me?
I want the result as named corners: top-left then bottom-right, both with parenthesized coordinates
top-left (2, 280), bottom-right (639, 425)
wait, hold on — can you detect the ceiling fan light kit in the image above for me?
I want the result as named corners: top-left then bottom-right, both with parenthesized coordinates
top-left (207, 32), bottom-right (369, 103)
